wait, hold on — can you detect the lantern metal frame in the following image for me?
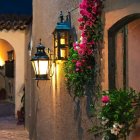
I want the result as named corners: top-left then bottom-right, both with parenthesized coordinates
top-left (53, 11), bottom-right (71, 60)
top-left (31, 41), bottom-right (50, 80)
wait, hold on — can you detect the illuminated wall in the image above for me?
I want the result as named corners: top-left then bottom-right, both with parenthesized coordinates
top-left (0, 39), bottom-right (13, 66)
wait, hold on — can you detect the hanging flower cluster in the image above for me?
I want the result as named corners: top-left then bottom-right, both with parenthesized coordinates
top-left (89, 89), bottom-right (140, 140)
top-left (78, 0), bottom-right (103, 44)
top-left (64, 0), bottom-right (103, 97)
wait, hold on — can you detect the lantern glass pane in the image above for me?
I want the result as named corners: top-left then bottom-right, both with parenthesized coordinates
top-left (38, 60), bottom-right (48, 75)
top-left (60, 48), bottom-right (66, 58)
top-left (60, 38), bottom-right (65, 45)
top-left (60, 32), bottom-right (68, 45)
top-left (60, 46), bottom-right (68, 59)
top-left (31, 60), bottom-right (38, 75)
top-left (55, 40), bottom-right (58, 46)
top-left (32, 60), bottom-right (48, 75)
top-left (55, 47), bottom-right (58, 59)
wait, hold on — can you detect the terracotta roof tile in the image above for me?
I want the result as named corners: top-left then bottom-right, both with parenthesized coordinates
top-left (0, 14), bottom-right (32, 30)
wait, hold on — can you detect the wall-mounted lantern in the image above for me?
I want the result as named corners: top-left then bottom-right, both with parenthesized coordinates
top-left (31, 40), bottom-right (50, 80)
top-left (53, 11), bottom-right (71, 60)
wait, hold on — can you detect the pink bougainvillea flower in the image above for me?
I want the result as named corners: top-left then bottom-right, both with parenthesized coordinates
top-left (86, 21), bottom-right (93, 27)
top-left (87, 49), bottom-right (93, 55)
top-left (101, 96), bottom-right (110, 103)
top-left (73, 42), bottom-right (80, 51)
top-left (91, 16), bottom-right (96, 23)
top-left (87, 40), bottom-right (95, 45)
top-left (79, 25), bottom-right (84, 30)
top-left (74, 46), bottom-right (80, 51)
top-left (81, 37), bottom-right (87, 44)
top-left (76, 68), bottom-right (80, 72)
top-left (80, 9), bottom-right (89, 16)
top-left (79, 1), bottom-right (87, 9)
top-left (78, 17), bottom-right (84, 22)
top-left (73, 42), bottom-right (79, 47)
top-left (87, 66), bottom-right (92, 69)
top-left (78, 49), bottom-right (86, 56)
top-left (82, 59), bottom-right (86, 63)
top-left (76, 61), bottom-right (82, 67)
top-left (79, 43), bottom-right (86, 49)
top-left (92, 6), bottom-right (97, 14)
top-left (87, 13), bottom-right (93, 19)
top-left (81, 32), bottom-right (86, 37)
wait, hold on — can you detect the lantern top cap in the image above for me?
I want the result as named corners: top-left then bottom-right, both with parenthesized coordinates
top-left (55, 22), bottom-right (71, 30)
top-left (54, 11), bottom-right (71, 31)
top-left (36, 39), bottom-right (45, 49)
top-left (31, 39), bottom-right (49, 60)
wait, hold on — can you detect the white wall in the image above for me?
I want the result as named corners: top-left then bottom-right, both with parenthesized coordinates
top-left (0, 30), bottom-right (26, 114)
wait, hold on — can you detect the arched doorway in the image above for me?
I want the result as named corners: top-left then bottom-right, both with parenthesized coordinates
top-left (108, 13), bottom-right (140, 90)
top-left (0, 39), bottom-right (15, 116)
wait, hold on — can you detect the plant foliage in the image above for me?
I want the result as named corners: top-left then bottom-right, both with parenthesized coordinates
top-left (64, 0), bottom-right (104, 97)
top-left (89, 89), bottom-right (140, 140)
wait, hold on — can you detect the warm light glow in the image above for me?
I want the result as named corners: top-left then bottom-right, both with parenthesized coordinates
top-left (55, 40), bottom-right (58, 46)
top-left (60, 49), bottom-right (66, 58)
top-left (56, 63), bottom-right (60, 94)
top-left (55, 48), bottom-right (58, 59)
top-left (32, 60), bottom-right (48, 75)
top-left (0, 58), bottom-right (5, 66)
top-left (60, 38), bottom-right (65, 45)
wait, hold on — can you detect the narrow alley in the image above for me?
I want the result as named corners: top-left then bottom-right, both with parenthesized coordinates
top-left (0, 116), bottom-right (29, 140)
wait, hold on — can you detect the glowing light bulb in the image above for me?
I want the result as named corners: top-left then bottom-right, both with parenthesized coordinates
top-left (60, 38), bottom-right (65, 45)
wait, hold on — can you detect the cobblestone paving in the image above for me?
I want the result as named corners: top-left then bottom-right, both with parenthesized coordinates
top-left (0, 116), bottom-right (29, 140)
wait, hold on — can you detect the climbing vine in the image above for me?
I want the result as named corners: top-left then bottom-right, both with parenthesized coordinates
top-left (64, 0), bottom-right (104, 97)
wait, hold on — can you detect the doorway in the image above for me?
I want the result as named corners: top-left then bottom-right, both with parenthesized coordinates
top-left (108, 14), bottom-right (140, 91)
top-left (0, 39), bottom-right (15, 116)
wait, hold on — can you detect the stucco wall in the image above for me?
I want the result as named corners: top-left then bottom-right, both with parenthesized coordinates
top-left (0, 31), bottom-right (26, 114)
top-left (128, 19), bottom-right (140, 91)
top-left (30, 0), bottom-right (140, 140)
top-left (24, 26), bottom-right (32, 131)
top-left (30, 0), bottom-right (96, 140)
top-left (0, 39), bottom-right (13, 61)
top-left (103, 0), bottom-right (140, 90)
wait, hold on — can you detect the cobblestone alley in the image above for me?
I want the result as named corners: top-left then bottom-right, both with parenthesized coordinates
top-left (0, 116), bottom-right (29, 140)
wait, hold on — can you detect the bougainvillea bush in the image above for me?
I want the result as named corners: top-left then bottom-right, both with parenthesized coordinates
top-left (90, 89), bottom-right (140, 140)
top-left (64, 0), bottom-right (103, 97)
